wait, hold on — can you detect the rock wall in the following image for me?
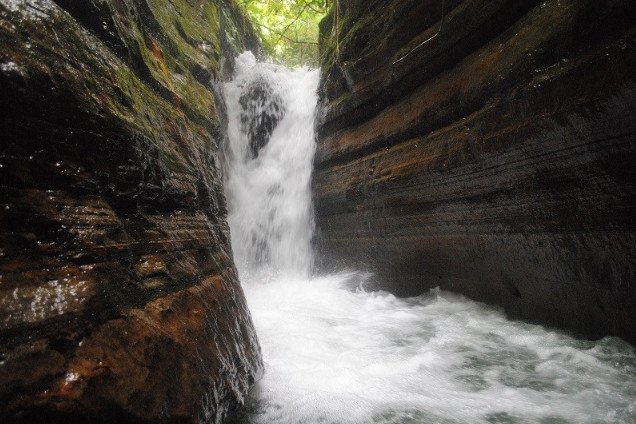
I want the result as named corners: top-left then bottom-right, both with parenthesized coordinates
top-left (0, 0), bottom-right (262, 422)
top-left (315, 0), bottom-right (636, 343)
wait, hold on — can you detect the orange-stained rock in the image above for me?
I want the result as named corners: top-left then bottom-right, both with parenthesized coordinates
top-left (315, 0), bottom-right (636, 343)
top-left (0, 0), bottom-right (262, 422)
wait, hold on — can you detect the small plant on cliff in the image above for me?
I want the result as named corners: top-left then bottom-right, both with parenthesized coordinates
top-left (238, 0), bottom-right (332, 67)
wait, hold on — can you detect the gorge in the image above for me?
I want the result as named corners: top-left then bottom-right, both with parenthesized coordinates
top-left (1, 0), bottom-right (635, 423)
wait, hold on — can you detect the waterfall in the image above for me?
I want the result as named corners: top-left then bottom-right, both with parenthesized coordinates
top-left (222, 54), bottom-right (635, 424)
top-left (224, 52), bottom-right (318, 278)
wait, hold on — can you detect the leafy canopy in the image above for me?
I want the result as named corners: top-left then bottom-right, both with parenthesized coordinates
top-left (238, 0), bottom-right (332, 67)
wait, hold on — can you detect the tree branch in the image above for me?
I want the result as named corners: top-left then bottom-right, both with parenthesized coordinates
top-left (256, 22), bottom-right (318, 45)
top-left (273, 2), bottom-right (312, 47)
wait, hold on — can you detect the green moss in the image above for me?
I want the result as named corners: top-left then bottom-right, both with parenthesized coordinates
top-left (0, 0), bottom-right (258, 177)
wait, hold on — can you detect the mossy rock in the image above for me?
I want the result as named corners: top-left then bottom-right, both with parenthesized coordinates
top-left (0, 1), bottom-right (263, 422)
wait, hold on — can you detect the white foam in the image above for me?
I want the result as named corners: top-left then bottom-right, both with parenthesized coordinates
top-left (238, 273), bottom-right (636, 423)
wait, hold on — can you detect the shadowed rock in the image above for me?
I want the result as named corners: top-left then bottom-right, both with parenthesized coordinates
top-left (314, 0), bottom-right (636, 343)
top-left (239, 77), bottom-right (286, 159)
top-left (0, 0), bottom-right (262, 422)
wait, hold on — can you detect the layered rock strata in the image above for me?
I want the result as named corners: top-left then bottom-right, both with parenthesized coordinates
top-left (0, 0), bottom-right (262, 422)
top-left (315, 0), bottom-right (636, 343)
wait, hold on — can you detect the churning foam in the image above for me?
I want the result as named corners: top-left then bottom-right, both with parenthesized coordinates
top-left (223, 53), bottom-right (636, 423)
top-left (237, 273), bottom-right (635, 423)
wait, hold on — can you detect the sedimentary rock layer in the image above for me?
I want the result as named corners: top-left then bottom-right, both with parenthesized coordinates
top-left (0, 1), bottom-right (261, 422)
top-left (314, 0), bottom-right (636, 343)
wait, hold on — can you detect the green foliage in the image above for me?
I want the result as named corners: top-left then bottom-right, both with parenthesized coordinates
top-left (238, 0), bottom-right (332, 67)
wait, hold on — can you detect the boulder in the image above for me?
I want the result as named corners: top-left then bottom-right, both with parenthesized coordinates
top-left (239, 77), bottom-right (286, 159)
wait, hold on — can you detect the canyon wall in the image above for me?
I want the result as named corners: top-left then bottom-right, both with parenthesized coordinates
top-left (314, 0), bottom-right (636, 343)
top-left (0, 0), bottom-right (261, 422)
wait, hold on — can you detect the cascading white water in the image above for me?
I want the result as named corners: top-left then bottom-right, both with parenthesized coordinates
top-left (223, 53), bottom-right (636, 424)
top-left (224, 52), bottom-right (317, 277)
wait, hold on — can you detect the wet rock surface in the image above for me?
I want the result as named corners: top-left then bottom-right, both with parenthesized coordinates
top-left (0, 0), bottom-right (262, 422)
top-left (239, 77), bottom-right (286, 159)
top-left (314, 0), bottom-right (636, 343)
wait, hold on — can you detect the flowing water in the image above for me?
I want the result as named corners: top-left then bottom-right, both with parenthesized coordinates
top-left (223, 52), bottom-right (636, 424)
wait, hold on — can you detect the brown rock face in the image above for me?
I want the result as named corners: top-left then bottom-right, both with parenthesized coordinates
top-left (0, 0), bottom-right (262, 422)
top-left (315, 0), bottom-right (636, 343)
